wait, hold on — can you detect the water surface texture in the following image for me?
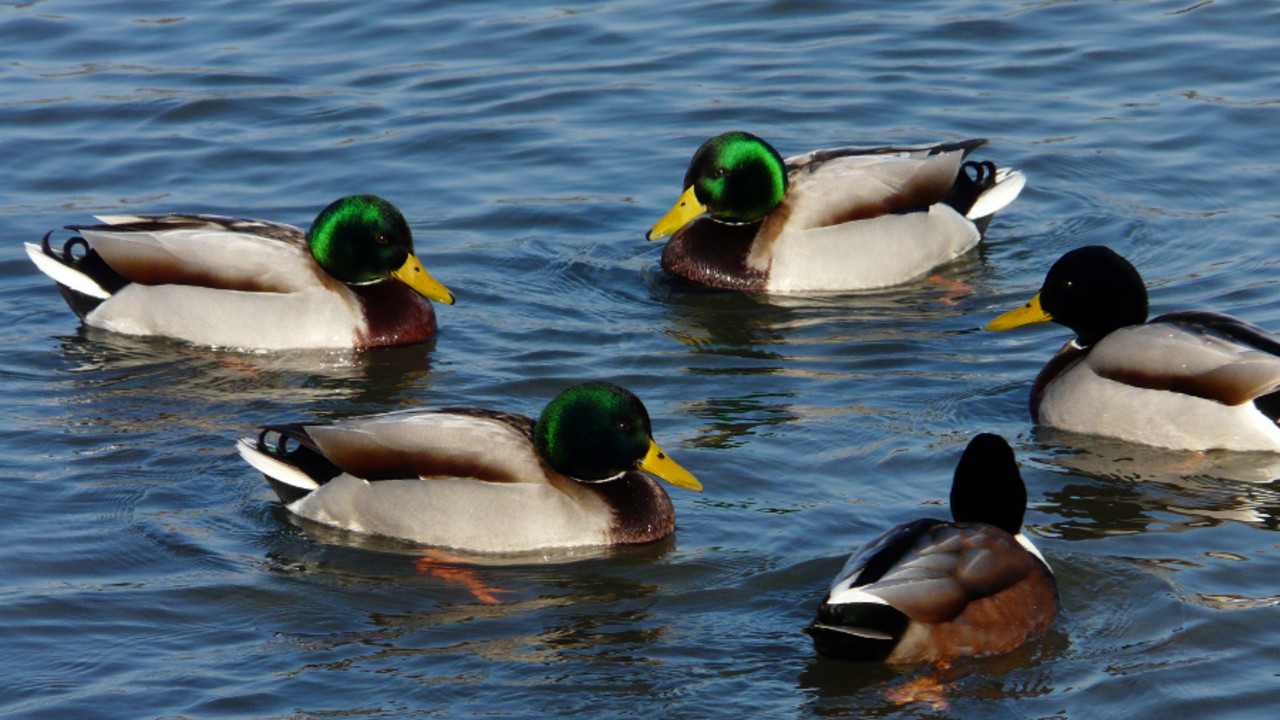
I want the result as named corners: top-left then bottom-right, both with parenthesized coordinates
top-left (3, 1), bottom-right (1279, 718)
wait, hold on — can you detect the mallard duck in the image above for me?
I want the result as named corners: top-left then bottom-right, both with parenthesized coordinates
top-left (236, 381), bottom-right (703, 553)
top-left (805, 433), bottom-right (1058, 664)
top-left (646, 131), bottom-right (1025, 292)
top-left (25, 195), bottom-right (455, 350)
top-left (987, 246), bottom-right (1280, 451)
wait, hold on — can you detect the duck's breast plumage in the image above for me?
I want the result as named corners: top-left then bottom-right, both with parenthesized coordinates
top-left (659, 218), bottom-right (766, 291)
top-left (1036, 313), bottom-right (1280, 450)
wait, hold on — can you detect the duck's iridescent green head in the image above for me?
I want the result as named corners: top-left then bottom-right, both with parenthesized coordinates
top-left (533, 381), bottom-right (702, 491)
top-left (307, 195), bottom-right (454, 305)
top-left (647, 131), bottom-right (788, 240)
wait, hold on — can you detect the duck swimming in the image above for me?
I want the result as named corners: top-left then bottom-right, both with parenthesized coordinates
top-left (805, 433), bottom-right (1058, 664)
top-left (25, 195), bottom-right (454, 350)
top-left (988, 245), bottom-right (1280, 451)
top-left (647, 131), bottom-right (1025, 292)
top-left (237, 381), bottom-right (703, 553)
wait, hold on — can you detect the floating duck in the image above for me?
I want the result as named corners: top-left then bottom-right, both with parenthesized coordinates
top-left (646, 131), bottom-right (1025, 292)
top-left (988, 245), bottom-right (1280, 450)
top-left (805, 433), bottom-right (1058, 663)
top-left (25, 195), bottom-right (454, 350)
top-left (237, 381), bottom-right (703, 553)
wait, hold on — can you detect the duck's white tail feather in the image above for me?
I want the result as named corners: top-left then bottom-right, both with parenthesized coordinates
top-left (236, 438), bottom-right (321, 492)
top-left (92, 214), bottom-right (151, 225)
top-left (25, 242), bottom-right (112, 299)
top-left (966, 168), bottom-right (1026, 220)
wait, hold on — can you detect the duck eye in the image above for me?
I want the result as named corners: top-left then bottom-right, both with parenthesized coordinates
top-left (614, 420), bottom-right (632, 433)
top-left (375, 234), bottom-right (389, 245)
top-left (713, 167), bottom-right (729, 179)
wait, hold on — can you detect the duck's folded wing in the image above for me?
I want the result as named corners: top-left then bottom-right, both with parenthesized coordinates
top-left (296, 409), bottom-right (549, 484)
top-left (784, 139), bottom-right (987, 170)
top-left (826, 518), bottom-right (940, 598)
top-left (776, 148), bottom-right (969, 231)
top-left (73, 215), bottom-right (324, 293)
top-left (1089, 313), bottom-right (1280, 405)
top-left (828, 524), bottom-right (1038, 624)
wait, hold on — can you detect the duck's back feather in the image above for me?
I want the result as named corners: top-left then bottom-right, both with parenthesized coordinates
top-left (269, 409), bottom-right (549, 485)
top-left (768, 146), bottom-right (972, 235)
top-left (1086, 313), bottom-right (1280, 405)
top-left (809, 520), bottom-right (1057, 663)
top-left (781, 138), bottom-right (987, 171)
top-left (74, 215), bottom-right (327, 294)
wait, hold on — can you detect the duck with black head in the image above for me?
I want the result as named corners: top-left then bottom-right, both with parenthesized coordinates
top-left (805, 434), bottom-right (1058, 664)
top-left (988, 245), bottom-right (1280, 451)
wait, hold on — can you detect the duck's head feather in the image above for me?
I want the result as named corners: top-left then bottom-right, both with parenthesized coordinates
top-left (990, 245), bottom-right (1148, 347)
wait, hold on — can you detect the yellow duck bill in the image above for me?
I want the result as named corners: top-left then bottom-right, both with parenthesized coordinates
top-left (638, 439), bottom-right (702, 491)
top-left (987, 292), bottom-right (1051, 331)
top-left (392, 253), bottom-right (456, 305)
top-left (647, 186), bottom-right (707, 241)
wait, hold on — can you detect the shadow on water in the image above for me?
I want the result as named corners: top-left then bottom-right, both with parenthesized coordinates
top-left (46, 325), bottom-right (444, 423)
top-left (795, 632), bottom-right (1067, 716)
top-left (254, 518), bottom-right (692, 673)
top-left (646, 246), bottom-right (992, 366)
top-left (642, 252), bottom-right (1001, 458)
top-left (1026, 428), bottom-right (1280, 538)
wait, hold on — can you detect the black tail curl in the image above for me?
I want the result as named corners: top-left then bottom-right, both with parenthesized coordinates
top-left (942, 160), bottom-right (1000, 218)
top-left (42, 230), bottom-right (130, 295)
top-left (254, 424), bottom-right (343, 503)
top-left (38, 230), bottom-right (131, 320)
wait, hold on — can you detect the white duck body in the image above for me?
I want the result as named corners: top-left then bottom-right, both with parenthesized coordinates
top-left (237, 409), bottom-right (675, 553)
top-left (1033, 312), bottom-right (1280, 451)
top-left (26, 214), bottom-right (438, 351)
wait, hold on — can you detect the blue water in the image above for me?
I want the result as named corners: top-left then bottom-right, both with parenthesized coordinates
top-left (3, 0), bottom-right (1280, 717)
